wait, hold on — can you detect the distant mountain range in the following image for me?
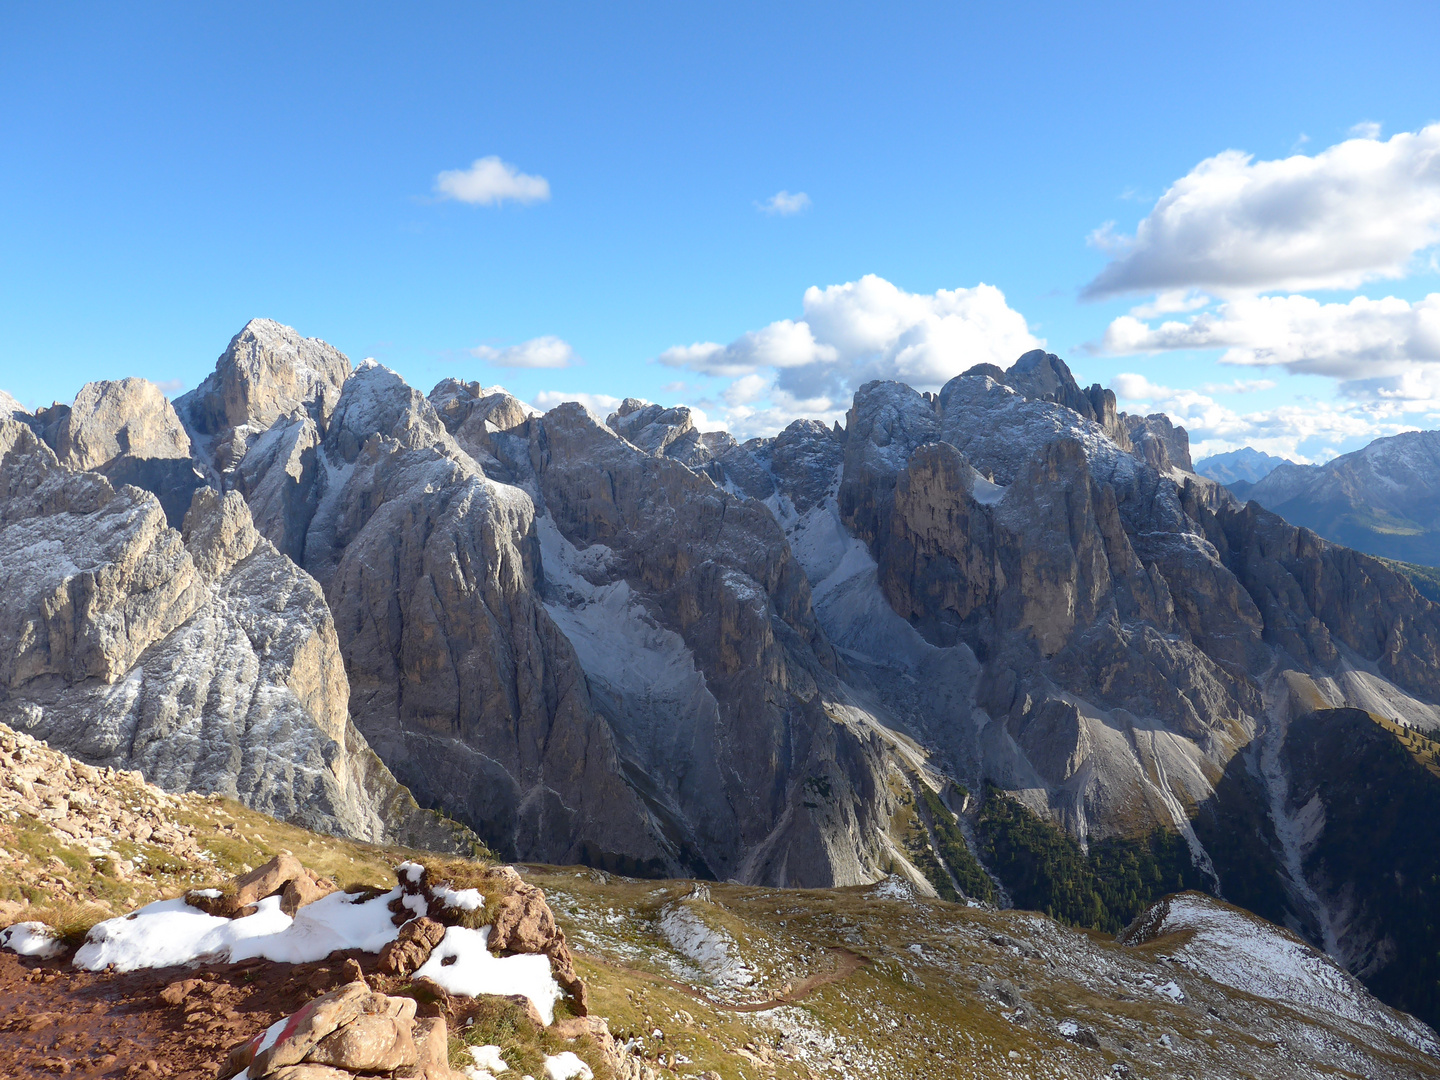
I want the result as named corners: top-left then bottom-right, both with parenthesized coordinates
top-left (1194, 446), bottom-right (1293, 487)
top-left (1200, 433), bottom-right (1440, 571)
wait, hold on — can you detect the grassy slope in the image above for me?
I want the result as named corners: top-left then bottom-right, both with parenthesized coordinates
top-left (4, 726), bottom-right (1439, 1078)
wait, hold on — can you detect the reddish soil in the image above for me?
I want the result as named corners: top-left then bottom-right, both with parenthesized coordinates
top-left (0, 949), bottom-right (429, 1079)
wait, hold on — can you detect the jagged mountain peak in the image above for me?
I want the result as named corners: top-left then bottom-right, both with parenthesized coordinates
top-left (51, 377), bottom-right (191, 471)
top-left (176, 317), bottom-right (352, 438)
top-left (1195, 445), bottom-right (1293, 486)
top-left (0, 388), bottom-right (25, 420)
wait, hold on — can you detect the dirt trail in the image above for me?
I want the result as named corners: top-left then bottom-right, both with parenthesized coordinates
top-left (577, 945), bottom-right (868, 1012)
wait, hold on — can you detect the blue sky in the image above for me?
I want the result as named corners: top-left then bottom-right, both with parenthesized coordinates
top-left (2, 2), bottom-right (1438, 462)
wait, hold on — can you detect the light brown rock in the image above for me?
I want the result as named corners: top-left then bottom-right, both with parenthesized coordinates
top-left (306, 1013), bottom-right (417, 1071)
top-left (178, 318), bottom-right (352, 436)
top-left (247, 981), bottom-right (373, 1076)
top-left (280, 872), bottom-right (336, 917)
top-left (265, 1067), bottom-right (354, 1080)
top-left (487, 881), bottom-right (556, 955)
top-left (395, 1016), bottom-right (466, 1080)
top-left (233, 854), bottom-right (306, 911)
top-left (488, 879), bottom-right (588, 1013)
top-left (378, 916), bottom-right (446, 976)
top-left (51, 378), bottom-right (191, 472)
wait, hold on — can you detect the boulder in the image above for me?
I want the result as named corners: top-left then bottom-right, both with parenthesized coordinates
top-left (233, 854), bottom-right (307, 912)
top-left (488, 881), bottom-right (587, 1014)
top-left (306, 1013), bottom-right (417, 1071)
top-left (378, 916), bottom-right (446, 976)
top-left (395, 1016), bottom-right (467, 1080)
top-left (281, 872), bottom-right (336, 917)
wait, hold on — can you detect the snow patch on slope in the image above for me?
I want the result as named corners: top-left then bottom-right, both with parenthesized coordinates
top-left (1149, 894), bottom-right (1438, 1054)
top-left (657, 903), bottom-right (754, 991)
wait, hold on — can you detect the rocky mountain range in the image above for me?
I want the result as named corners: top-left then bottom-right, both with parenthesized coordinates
top-left (1219, 430), bottom-right (1440, 569)
top-left (6, 319), bottom-right (1440, 1031)
top-left (1194, 446), bottom-right (1292, 487)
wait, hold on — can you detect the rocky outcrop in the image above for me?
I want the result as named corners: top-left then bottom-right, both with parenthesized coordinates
top-left (48, 377), bottom-right (192, 471)
top-left (233, 361), bottom-right (667, 871)
top-left (179, 318), bottom-right (352, 437)
top-left (25, 378), bottom-right (204, 525)
top-left (1124, 412), bottom-right (1194, 473)
top-left (528, 403), bottom-right (897, 886)
top-left (426, 379), bottom-right (533, 483)
top-left (0, 389), bottom-right (24, 421)
top-left (0, 419), bottom-right (465, 850)
top-left (229, 975), bottom-right (461, 1080)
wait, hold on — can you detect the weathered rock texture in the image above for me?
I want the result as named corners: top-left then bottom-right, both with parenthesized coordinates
top-left (25, 377), bottom-right (205, 525)
top-left (12, 319), bottom-right (1440, 1011)
top-left (0, 418), bottom-right (467, 850)
top-left (179, 318), bottom-right (352, 439)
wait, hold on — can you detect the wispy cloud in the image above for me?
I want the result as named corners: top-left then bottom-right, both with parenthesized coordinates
top-left (758, 190), bottom-right (811, 215)
top-left (1349, 120), bottom-right (1382, 139)
top-left (153, 379), bottom-right (184, 395)
top-left (472, 335), bottom-right (576, 369)
top-left (435, 156), bottom-right (551, 206)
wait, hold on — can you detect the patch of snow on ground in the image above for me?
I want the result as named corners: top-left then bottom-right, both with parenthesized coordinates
top-left (870, 875), bottom-right (916, 902)
top-left (1153, 980), bottom-right (1184, 1001)
top-left (434, 885), bottom-right (484, 912)
top-left (414, 925), bottom-right (561, 1025)
top-left (657, 903), bottom-right (754, 991)
top-left (543, 1052), bottom-right (593, 1080)
top-left (1, 921), bottom-right (66, 959)
top-left (1156, 894), bottom-right (1439, 1054)
top-left (467, 1044), bottom-right (509, 1073)
top-left (74, 888), bottom-right (403, 971)
top-left (970, 473), bottom-right (1006, 505)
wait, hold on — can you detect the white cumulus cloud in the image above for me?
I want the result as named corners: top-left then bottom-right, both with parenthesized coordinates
top-left (656, 275), bottom-right (1040, 438)
top-left (435, 156), bottom-right (551, 206)
top-left (531, 390), bottom-right (625, 422)
top-left (1099, 293), bottom-right (1440, 397)
top-left (1083, 124), bottom-right (1440, 298)
top-left (1110, 373), bottom-right (1416, 462)
top-left (472, 336), bottom-right (577, 369)
top-left (759, 190), bottom-right (811, 215)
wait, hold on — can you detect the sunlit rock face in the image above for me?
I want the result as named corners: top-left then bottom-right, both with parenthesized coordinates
top-left (0, 419), bottom-right (460, 850)
top-left (9, 315), bottom-right (1440, 992)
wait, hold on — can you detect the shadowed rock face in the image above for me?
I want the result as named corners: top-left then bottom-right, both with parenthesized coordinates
top-left (288, 364), bottom-right (667, 872)
top-left (527, 405), bottom-right (895, 884)
top-left (0, 419), bottom-right (461, 850)
top-left (26, 377), bottom-right (204, 526)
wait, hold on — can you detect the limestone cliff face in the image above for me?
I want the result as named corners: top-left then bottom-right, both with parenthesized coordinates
top-left (13, 318), bottom-right (1440, 924)
top-left (527, 404), bottom-right (895, 885)
top-left (0, 419), bottom-right (463, 850)
top-left (179, 318), bottom-right (352, 436)
top-left (26, 377), bottom-right (204, 525)
top-left (709, 355), bottom-right (1440, 869)
top-left (223, 362), bottom-right (668, 871)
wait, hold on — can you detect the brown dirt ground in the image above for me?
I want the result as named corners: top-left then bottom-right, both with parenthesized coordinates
top-left (0, 948), bottom-right (470, 1080)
